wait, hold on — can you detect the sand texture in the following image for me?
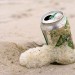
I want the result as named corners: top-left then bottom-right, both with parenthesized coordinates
top-left (0, 0), bottom-right (75, 75)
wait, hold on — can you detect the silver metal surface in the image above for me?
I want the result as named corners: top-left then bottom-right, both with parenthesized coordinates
top-left (41, 11), bottom-right (66, 30)
top-left (41, 11), bottom-right (74, 49)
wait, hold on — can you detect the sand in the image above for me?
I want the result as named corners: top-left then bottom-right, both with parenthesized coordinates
top-left (0, 0), bottom-right (75, 75)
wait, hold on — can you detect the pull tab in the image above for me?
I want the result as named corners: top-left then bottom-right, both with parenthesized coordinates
top-left (49, 13), bottom-right (57, 19)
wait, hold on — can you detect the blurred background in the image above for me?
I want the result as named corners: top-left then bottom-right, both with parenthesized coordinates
top-left (0, 0), bottom-right (75, 75)
top-left (0, 0), bottom-right (75, 44)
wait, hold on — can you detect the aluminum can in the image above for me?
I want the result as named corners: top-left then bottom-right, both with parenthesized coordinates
top-left (41, 11), bottom-right (74, 49)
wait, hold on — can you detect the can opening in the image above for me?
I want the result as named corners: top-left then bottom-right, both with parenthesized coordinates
top-left (42, 11), bottom-right (64, 24)
top-left (44, 15), bottom-right (52, 21)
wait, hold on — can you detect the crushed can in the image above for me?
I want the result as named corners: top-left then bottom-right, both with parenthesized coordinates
top-left (41, 11), bottom-right (74, 49)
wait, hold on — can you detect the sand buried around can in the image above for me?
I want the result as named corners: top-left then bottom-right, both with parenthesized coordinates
top-left (19, 45), bottom-right (75, 68)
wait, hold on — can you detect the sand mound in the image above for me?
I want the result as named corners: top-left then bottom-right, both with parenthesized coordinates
top-left (20, 44), bottom-right (75, 68)
top-left (0, 42), bottom-right (21, 66)
top-left (0, 0), bottom-right (75, 75)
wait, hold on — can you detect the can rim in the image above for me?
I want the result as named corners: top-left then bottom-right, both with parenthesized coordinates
top-left (41, 11), bottom-right (64, 25)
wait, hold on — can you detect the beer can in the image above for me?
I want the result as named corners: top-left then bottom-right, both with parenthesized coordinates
top-left (41, 11), bottom-right (74, 49)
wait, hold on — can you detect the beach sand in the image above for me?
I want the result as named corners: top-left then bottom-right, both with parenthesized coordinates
top-left (0, 0), bottom-right (75, 75)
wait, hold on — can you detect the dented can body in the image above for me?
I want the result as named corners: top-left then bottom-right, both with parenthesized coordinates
top-left (41, 11), bottom-right (74, 49)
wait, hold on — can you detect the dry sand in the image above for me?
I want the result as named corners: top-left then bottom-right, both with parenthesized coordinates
top-left (0, 0), bottom-right (75, 75)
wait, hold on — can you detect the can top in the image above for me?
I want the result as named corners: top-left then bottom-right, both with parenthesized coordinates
top-left (42, 11), bottom-right (63, 24)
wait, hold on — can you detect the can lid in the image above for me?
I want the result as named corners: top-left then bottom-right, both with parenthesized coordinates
top-left (42, 11), bottom-right (63, 24)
